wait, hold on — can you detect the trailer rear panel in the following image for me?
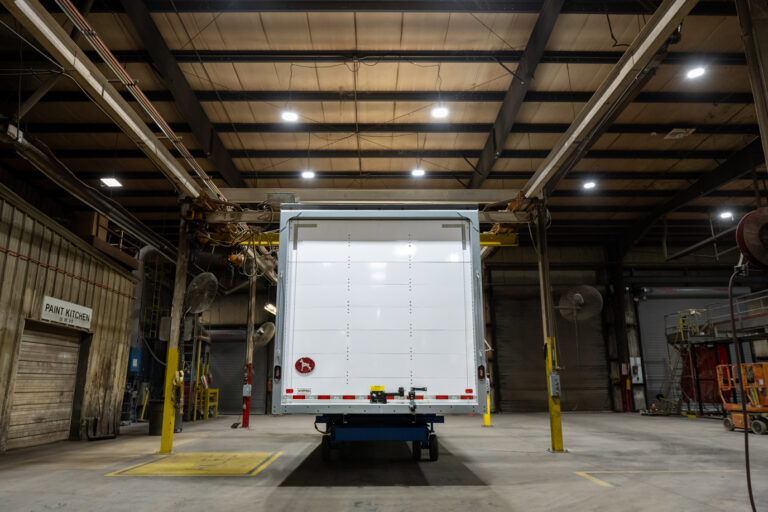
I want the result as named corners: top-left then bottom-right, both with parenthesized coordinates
top-left (272, 207), bottom-right (487, 414)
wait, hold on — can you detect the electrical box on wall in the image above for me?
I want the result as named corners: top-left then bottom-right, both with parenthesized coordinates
top-left (630, 356), bottom-right (644, 384)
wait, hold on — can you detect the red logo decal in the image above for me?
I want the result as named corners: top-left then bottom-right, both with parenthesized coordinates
top-left (295, 357), bottom-right (315, 374)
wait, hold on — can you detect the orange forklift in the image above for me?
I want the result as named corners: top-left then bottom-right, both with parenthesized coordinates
top-left (717, 363), bottom-right (768, 435)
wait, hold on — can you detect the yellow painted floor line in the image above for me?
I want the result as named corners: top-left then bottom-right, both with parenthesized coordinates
top-left (574, 472), bottom-right (614, 488)
top-left (575, 470), bottom-right (740, 488)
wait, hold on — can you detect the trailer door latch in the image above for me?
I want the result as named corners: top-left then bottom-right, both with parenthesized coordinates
top-left (370, 386), bottom-right (404, 404)
top-left (408, 387), bottom-right (427, 412)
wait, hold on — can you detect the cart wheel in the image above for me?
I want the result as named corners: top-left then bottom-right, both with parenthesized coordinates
top-left (723, 417), bottom-right (735, 431)
top-left (428, 434), bottom-right (439, 462)
top-left (321, 435), bottom-right (332, 462)
top-left (412, 441), bottom-right (422, 461)
top-left (751, 418), bottom-right (767, 435)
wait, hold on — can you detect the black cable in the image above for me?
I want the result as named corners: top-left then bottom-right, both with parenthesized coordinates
top-left (727, 267), bottom-right (757, 512)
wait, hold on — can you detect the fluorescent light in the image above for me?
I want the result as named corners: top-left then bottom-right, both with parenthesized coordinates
top-left (264, 303), bottom-right (277, 315)
top-left (719, 211), bottom-right (734, 220)
top-left (431, 105), bottom-right (449, 119)
top-left (411, 168), bottom-right (426, 177)
top-left (281, 111), bottom-right (299, 122)
top-left (301, 170), bottom-right (315, 179)
top-left (100, 178), bottom-right (122, 187)
top-left (686, 66), bottom-right (706, 79)
top-left (582, 181), bottom-right (596, 190)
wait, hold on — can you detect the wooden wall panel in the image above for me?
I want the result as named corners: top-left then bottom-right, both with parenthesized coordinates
top-left (0, 184), bottom-right (136, 451)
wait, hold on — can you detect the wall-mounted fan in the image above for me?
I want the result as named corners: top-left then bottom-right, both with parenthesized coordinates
top-left (558, 285), bottom-right (604, 322)
top-left (184, 272), bottom-right (218, 314)
top-left (252, 321), bottom-right (275, 347)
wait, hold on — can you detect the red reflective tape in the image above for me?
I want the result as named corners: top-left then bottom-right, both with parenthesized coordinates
top-left (342, 395), bottom-right (356, 400)
top-left (286, 388), bottom-right (294, 394)
top-left (292, 395), bottom-right (306, 399)
top-left (414, 395), bottom-right (424, 400)
top-left (317, 395), bottom-right (331, 400)
top-left (461, 395), bottom-right (474, 400)
top-left (465, 389), bottom-right (473, 394)
top-left (435, 395), bottom-right (449, 400)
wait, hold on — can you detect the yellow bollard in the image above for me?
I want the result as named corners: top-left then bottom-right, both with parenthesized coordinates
top-left (483, 392), bottom-right (492, 427)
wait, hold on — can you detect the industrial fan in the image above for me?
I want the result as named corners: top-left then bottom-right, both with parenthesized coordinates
top-left (252, 321), bottom-right (275, 347)
top-left (557, 285), bottom-right (604, 367)
top-left (557, 285), bottom-right (604, 322)
top-left (184, 272), bottom-right (218, 314)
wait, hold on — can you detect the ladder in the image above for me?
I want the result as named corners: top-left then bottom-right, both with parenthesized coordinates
top-left (658, 310), bottom-right (702, 415)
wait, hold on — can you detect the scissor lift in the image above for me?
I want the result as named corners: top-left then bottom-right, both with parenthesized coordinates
top-left (717, 363), bottom-right (768, 435)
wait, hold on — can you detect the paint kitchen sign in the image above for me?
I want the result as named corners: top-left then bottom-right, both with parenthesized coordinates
top-left (41, 296), bottom-right (92, 329)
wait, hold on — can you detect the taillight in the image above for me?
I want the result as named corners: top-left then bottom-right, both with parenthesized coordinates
top-left (478, 365), bottom-right (486, 380)
top-left (274, 365), bottom-right (281, 381)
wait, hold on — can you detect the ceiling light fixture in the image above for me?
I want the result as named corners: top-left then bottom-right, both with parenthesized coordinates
top-left (411, 168), bottom-right (426, 177)
top-left (264, 303), bottom-right (277, 315)
top-left (431, 105), bottom-right (449, 119)
top-left (281, 111), bottom-right (299, 122)
top-left (686, 66), bottom-right (706, 79)
top-left (301, 170), bottom-right (316, 179)
top-left (719, 211), bottom-right (734, 220)
top-left (582, 181), bottom-right (596, 190)
top-left (100, 177), bottom-right (122, 187)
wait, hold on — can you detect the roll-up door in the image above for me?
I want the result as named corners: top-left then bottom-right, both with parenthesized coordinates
top-left (493, 297), bottom-right (610, 412)
top-left (7, 329), bottom-right (80, 449)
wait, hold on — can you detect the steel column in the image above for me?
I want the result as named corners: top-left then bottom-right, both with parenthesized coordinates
top-left (160, 217), bottom-right (189, 454)
top-left (736, 0), bottom-right (768, 161)
top-left (534, 202), bottom-right (564, 452)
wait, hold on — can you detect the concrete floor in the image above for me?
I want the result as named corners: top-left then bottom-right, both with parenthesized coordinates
top-left (0, 413), bottom-right (766, 511)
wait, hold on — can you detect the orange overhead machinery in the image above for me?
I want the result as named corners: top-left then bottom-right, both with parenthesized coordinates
top-left (717, 363), bottom-right (768, 435)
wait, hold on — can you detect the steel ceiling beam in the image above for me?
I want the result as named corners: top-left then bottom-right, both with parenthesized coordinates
top-left (0, 148), bottom-right (735, 159)
top-left (19, 122), bottom-right (761, 136)
top-left (119, 0), bottom-right (245, 187)
top-left (64, 188), bottom-right (763, 199)
top-left (468, 0), bottom-right (563, 189)
top-left (1, 49), bottom-right (740, 65)
top-left (0, 0), bottom-right (201, 198)
top-left (68, 170), bottom-right (742, 181)
top-left (623, 138), bottom-right (765, 251)
top-left (99, 204), bottom-right (728, 214)
top-left (218, 188), bottom-right (520, 204)
top-left (523, 0), bottom-right (699, 199)
top-left (28, 90), bottom-right (755, 104)
top-left (51, 1), bottom-right (735, 15)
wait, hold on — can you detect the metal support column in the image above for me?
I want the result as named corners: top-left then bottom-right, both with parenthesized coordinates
top-left (534, 202), bottom-right (564, 452)
top-left (242, 275), bottom-right (257, 427)
top-left (607, 244), bottom-right (632, 411)
top-left (159, 216), bottom-right (189, 454)
top-left (736, 0), bottom-right (768, 160)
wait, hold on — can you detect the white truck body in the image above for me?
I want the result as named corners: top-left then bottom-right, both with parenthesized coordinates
top-left (271, 207), bottom-right (487, 415)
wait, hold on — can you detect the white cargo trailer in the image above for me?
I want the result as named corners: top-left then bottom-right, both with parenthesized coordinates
top-left (271, 206), bottom-right (487, 460)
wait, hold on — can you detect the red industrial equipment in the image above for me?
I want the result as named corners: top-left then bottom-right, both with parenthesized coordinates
top-left (717, 363), bottom-right (768, 435)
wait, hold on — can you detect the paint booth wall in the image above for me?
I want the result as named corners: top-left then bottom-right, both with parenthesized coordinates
top-left (0, 185), bottom-right (135, 451)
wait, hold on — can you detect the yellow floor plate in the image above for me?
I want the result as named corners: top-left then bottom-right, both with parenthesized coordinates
top-left (107, 451), bottom-right (281, 477)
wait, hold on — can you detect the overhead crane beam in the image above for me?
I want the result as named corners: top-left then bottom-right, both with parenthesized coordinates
top-left (522, 0), bottom-right (700, 199)
top-left (0, 0), bottom-right (201, 199)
